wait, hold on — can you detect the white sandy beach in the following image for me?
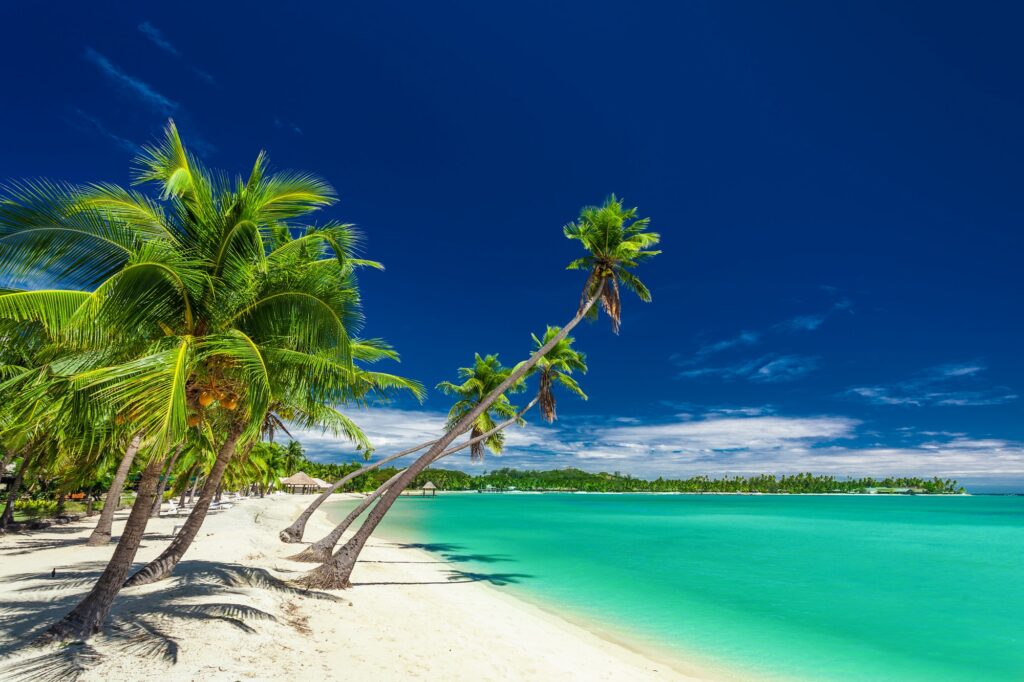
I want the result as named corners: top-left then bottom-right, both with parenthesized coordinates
top-left (0, 495), bottom-right (720, 681)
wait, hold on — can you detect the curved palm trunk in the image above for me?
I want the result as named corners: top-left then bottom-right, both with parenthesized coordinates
top-left (123, 425), bottom-right (245, 588)
top-left (42, 455), bottom-right (163, 642)
top-left (186, 476), bottom-right (199, 505)
top-left (299, 288), bottom-right (601, 589)
top-left (176, 463), bottom-right (198, 508)
top-left (0, 451), bottom-right (32, 531)
top-left (87, 434), bottom-right (143, 546)
top-left (151, 445), bottom-right (183, 518)
top-left (296, 286), bottom-right (598, 589)
top-left (279, 438), bottom-right (437, 543)
top-left (291, 398), bottom-right (538, 565)
top-left (288, 470), bottom-right (405, 562)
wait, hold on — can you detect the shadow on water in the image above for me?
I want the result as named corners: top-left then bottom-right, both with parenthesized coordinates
top-left (393, 542), bottom-right (464, 553)
top-left (387, 542), bottom-right (515, 565)
top-left (0, 559), bottom-right (341, 682)
top-left (353, 569), bottom-right (533, 588)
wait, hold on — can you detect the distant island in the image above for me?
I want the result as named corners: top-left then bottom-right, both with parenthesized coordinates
top-left (292, 459), bottom-right (965, 495)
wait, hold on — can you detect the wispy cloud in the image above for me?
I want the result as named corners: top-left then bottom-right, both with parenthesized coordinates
top-left (847, 362), bottom-right (1017, 407)
top-left (773, 313), bottom-right (827, 332)
top-left (138, 21), bottom-right (179, 57)
top-left (274, 118), bottom-right (304, 136)
top-left (678, 353), bottom-right (820, 383)
top-left (137, 21), bottom-right (216, 85)
top-left (674, 300), bottom-right (848, 382)
top-left (84, 47), bottom-right (178, 115)
top-left (62, 108), bottom-right (136, 152)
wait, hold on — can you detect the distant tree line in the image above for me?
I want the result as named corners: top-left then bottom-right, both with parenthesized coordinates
top-left (392, 467), bottom-right (964, 494)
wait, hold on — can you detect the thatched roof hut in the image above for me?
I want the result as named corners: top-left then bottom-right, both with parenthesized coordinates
top-left (280, 471), bottom-right (329, 494)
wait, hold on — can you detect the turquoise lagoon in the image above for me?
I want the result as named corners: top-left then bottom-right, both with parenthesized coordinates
top-left (327, 493), bottom-right (1023, 680)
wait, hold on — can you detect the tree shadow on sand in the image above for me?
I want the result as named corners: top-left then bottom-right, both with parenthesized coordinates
top-left (0, 531), bottom-right (179, 558)
top-left (0, 559), bottom-right (341, 682)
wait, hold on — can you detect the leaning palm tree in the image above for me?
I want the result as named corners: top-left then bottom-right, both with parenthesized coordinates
top-left (298, 196), bottom-right (659, 589)
top-left (436, 354), bottom-right (524, 462)
top-left (564, 194), bottom-right (659, 334)
top-left (0, 120), bottom-right (418, 640)
top-left (290, 355), bottom-right (533, 563)
top-left (524, 326), bottom-right (587, 422)
top-left (278, 341), bottom-right (433, 543)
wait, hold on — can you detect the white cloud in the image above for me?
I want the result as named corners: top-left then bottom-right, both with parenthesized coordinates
top-left (138, 21), bottom-right (180, 57)
top-left (285, 406), bottom-right (1024, 482)
top-left (84, 47), bottom-right (178, 115)
top-left (847, 361), bottom-right (1017, 407)
top-left (678, 353), bottom-right (819, 383)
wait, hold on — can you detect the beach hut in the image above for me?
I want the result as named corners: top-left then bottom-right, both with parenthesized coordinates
top-left (422, 481), bottom-right (437, 497)
top-left (280, 471), bottom-right (327, 494)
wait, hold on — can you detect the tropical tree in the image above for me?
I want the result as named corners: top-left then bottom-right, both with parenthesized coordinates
top-left (436, 354), bottom-right (524, 462)
top-left (0, 120), bottom-right (419, 640)
top-left (523, 326), bottom-right (587, 422)
top-left (287, 399), bottom-right (538, 563)
top-left (278, 436), bottom-right (434, 543)
top-left (298, 195), bottom-right (659, 588)
top-left (290, 332), bottom-right (588, 562)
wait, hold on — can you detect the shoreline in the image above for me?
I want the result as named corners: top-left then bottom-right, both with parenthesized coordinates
top-left (323, 495), bottom-right (747, 682)
top-left (0, 494), bottom-right (722, 680)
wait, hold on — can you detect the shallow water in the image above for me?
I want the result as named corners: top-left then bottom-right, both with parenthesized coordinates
top-left (329, 493), bottom-right (1024, 680)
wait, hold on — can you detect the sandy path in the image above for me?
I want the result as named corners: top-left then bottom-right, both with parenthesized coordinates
top-left (0, 494), bottom-right (718, 681)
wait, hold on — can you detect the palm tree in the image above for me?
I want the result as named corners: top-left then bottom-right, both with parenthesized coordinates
top-left (525, 326), bottom-right (587, 422)
top-left (0, 120), bottom-right (419, 640)
top-left (85, 433), bottom-right (143, 544)
top-left (282, 440), bottom-right (304, 476)
top-left (436, 354), bottom-right (524, 462)
top-left (278, 435), bottom-right (434, 543)
top-left (291, 332), bottom-right (588, 563)
top-left (288, 399), bottom-right (539, 563)
top-left (564, 194), bottom-right (660, 334)
top-left (290, 356), bottom-right (537, 563)
top-left (298, 196), bottom-right (659, 589)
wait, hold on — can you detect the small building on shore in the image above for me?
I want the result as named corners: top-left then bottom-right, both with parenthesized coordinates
top-left (280, 472), bottom-right (331, 494)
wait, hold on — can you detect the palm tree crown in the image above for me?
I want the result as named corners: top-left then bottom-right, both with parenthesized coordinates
top-left (0, 120), bottom-right (422, 463)
top-left (528, 326), bottom-right (587, 423)
top-left (436, 353), bottom-right (524, 462)
top-left (564, 194), bottom-right (661, 333)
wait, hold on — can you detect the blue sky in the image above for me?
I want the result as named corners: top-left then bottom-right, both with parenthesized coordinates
top-left (1, 1), bottom-right (1021, 490)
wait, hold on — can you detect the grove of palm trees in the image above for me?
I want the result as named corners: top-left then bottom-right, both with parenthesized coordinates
top-left (0, 119), bottom-right (660, 643)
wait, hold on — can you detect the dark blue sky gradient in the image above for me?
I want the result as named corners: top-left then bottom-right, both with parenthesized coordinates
top-left (1, 1), bottom-right (1021, 489)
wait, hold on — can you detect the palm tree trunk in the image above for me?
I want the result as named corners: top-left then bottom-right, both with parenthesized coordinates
top-left (279, 438), bottom-right (437, 543)
top-left (288, 470), bottom-right (405, 562)
top-left (298, 285), bottom-right (602, 589)
top-left (42, 455), bottom-right (164, 642)
top-left (151, 445), bottom-right (183, 518)
top-left (123, 424), bottom-right (245, 588)
top-left (176, 463), bottom-right (198, 508)
top-left (0, 451), bottom-right (31, 531)
top-left (87, 433), bottom-right (143, 546)
top-left (55, 492), bottom-right (66, 517)
top-left (299, 392), bottom-right (544, 587)
top-left (290, 400), bottom-right (538, 564)
top-left (186, 476), bottom-right (199, 505)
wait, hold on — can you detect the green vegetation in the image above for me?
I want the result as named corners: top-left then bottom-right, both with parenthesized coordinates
top-left (0, 121), bottom-right (421, 639)
top-left (295, 196), bottom-right (661, 589)
top-left (408, 468), bottom-right (965, 494)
